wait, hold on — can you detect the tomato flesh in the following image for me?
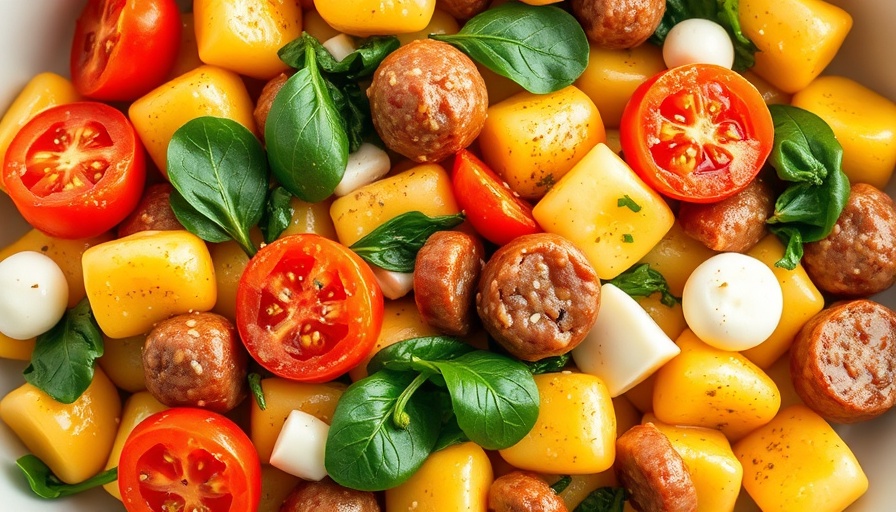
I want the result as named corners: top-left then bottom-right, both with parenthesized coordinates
top-left (237, 233), bottom-right (384, 383)
top-left (22, 119), bottom-right (116, 196)
top-left (620, 64), bottom-right (774, 203)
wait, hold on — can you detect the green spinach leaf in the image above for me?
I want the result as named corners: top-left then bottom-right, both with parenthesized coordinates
top-left (169, 189), bottom-right (231, 243)
top-left (432, 351), bottom-right (539, 450)
top-left (551, 475), bottom-right (572, 494)
top-left (326, 80), bottom-right (370, 152)
top-left (650, 0), bottom-right (757, 70)
top-left (325, 370), bottom-right (441, 491)
top-left (431, 2), bottom-right (588, 94)
top-left (266, 44), bottom-right (348, 203)
top-left (23, 298), bottom-right (103, 404)
top-left (606, 263), bottom-right (680, 307)
top-left (350, 211), bottom-right (466, 272)
top-left (367, 336), bottom-right (477, 375)
top-left (167, 116), bottom-right (268, 256)
top-left (260, 186), bottom-right (294, 244)
top-left (17, 455), bottom-right (117, 499)
top-left (765, 104), bottom-right (850, 269)
top-left (526, 353), bottom-right (570, 375)
top-left (280, 34), bottom-right (399, 81)
top-left (574, 486), bottom-right (628, 512)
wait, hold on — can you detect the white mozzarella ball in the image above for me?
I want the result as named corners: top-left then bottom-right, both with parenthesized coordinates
top-left (334, 142), bottom-right (392, 197)
top-left (682, 252), bottom-right (783, 351)
top-left (663, 18), bottom-right (735, 69)
top-left (269, 409), bottom-right (330, 481)
top-left (0, 251), bottom-right (69, 340)
top-left (370, 265), bottom-right (414, 300)
top-left (322, 33), bottom-right (357, 62)
top-left (572, 283), bottom-right (680, 397)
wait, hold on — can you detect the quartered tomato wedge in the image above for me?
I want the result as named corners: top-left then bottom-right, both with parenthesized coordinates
top-left (452, 149), bottom-right (541, 246)
top-left (118, 408), bottom-right (261, 512)
top-left (236, 233), bottom-right (384, 383)
top-left (71, 0), bottom-right (181, 101)
top-left (620, 63), bottom-right (774, 203)
top-left (2, 101), bottom-right (145, 239)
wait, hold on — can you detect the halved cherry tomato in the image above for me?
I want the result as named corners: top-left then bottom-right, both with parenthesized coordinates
top-left (451, 149), bottom-right (541, 246)
top-left (236, 233), bottom-right (384, 383)
top-left (118, 408), bottom-right (261, 512)
top-left (71, 0), bottom-right (181, 101)
top-left (2, 101), bottom-right (145, 239)
top-left (620, 63), bottom-right (774, 203)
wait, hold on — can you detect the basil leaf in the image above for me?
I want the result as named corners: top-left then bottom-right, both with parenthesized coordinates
top-left (325, 370), bottom-right (441, 491)
top-left (248, 372), bottom-right (266, 411)
top-left (266, 49), bottom-right (348, 203)
top-left (765, 105), bottom-right (850, 269)
top-left (431, 2), bottom-right (588, 94)
top-left (367, 336), bottom-right (477, 375)
top-left (350, 212), bottom-right (466, 273)
top-left (327, 80), bottom-right (370, 153)
top-left (260, 186), bottom-right (294, 244)
top-left (280, 33), bottom-right (399, 81)
top-left (526, 353), bottom-right (570, 375)
top-left (650, 0), bottom-right (757, 70)
top-left (606, 263), bottom-right (680, 307)
top-left (167, 116), bottom-right (268, 256)
top-left (169, 189), bottom-right (231, 243)
top-left (574, 486), bottom-right (628, 512)
top-left (23, 298), bottom-right (103, 404)
top-left (17, 455), bottom-right (117, 499)
top-left (432, 351), bottom-right (539, 450)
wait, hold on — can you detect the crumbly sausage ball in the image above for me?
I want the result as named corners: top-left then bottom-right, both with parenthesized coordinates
top-left (476, 233), bottom-right (601, 361)
top-left (414, 230), bottom-right (484, 336)
top-left (614, 423), bottom-right (698, 512)
top-left (279, 478), bottom-right (380, 512)
top-left (488, 471), bottom-right (568, 512)
top-left (570, 0), bottom-right (666, 49)
top-left (790, 299), bottom-right (896, 424)
top-left (367, 39), bottom-right (488, 163)
top-left (116, 182), bottom-right (183, 237)
top-left (437, 0), bottom-right (489, 20)
top-left (678, 178), bottom-right (775, 253)
top-left (143, 312), bottom-right (247, 413)
top-left (254, 71), bottom-right (290, 142)
top-left (802, 183), bottom-right (896, 297)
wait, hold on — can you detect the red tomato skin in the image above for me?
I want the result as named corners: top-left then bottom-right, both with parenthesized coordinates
top-left (451, 149), bottom-right (542, 246)
top-left (2, 101), bottom-right (145, 239)
top-left (236, 233), bottom-right (384, 383)
top-left (71, 0), bottom-right (181, 101)
top-left (620, 63), bottom-right (774, 203)
top-left (118, 407), bottom-right (262, 512)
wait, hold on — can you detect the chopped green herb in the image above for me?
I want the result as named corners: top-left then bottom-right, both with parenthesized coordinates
top-left (248, 373), bottom-right (266, 411)
top-left (617, 195), bottom-right (642, 212)
top-left (622, 234), bottom-right (634, 243)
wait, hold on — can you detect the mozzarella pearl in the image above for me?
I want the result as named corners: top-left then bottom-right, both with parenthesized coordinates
top-left (334, 142), bottom-right (392, 197)
top-left (682, 252), bottom-right (783, 351)
top-left (0, 251), bottom-right (69, 340)
top-left (663, 18), bottom-right (735, 69)
top-left (371, 265), bottom-right (414, 300)
top-left (269, 409), bottom-right (330, 481)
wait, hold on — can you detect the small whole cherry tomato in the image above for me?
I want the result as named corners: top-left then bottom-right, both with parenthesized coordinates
top-left (620, 63), bottom-right (774, 203)
top-left (451, 149), bottom-right (542, 246)
top-left (236, 233), bottom-right (384, 383)
top-left (70, 0), bottom-right (181, 101)
top-left (2, 101), bottom-right (145, 239)
top-left (118, 407), bottom-right (261, 512)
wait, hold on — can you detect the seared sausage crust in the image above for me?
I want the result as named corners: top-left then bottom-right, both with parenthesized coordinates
top-left (414, 230), bottom-right (484, 336)
top-left (614, 423), bottom-right (698, 512)
top-left (279, 478), bottom-right (380, 512)
top-left (488, 471), bottom-right (568, 512)
top-left (367, 39), bottom-right (488, 163)
top-left (790, 299), bottom-right (896, 424)
top-left (116, 182), bottom-right (183, 238)
top-left (143, 312), bottom-right (247, 413)
top-left (570, 0), bottom-right (666, 49)
top-left (476, 233), bottom-right (601, 361)
top-left (254, 72), bottom-right (290, 142)
top-left (437, 0), bottom-right (489, 20)
top-left (678, 178), bottom-right (775, 253)
top-left (802, 183), bottom-right (896, 297)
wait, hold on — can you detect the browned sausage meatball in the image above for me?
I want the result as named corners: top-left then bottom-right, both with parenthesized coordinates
top-left (802, 183), bottom-right (896, 297)
top-left (615, 423), bottom-right (698, 512)
top-left (570, 0), bottom-right (666, 49)
top-left (488, 471), bottom-right (568, 512)
top-left (116, 182), bottom-right (183, 237)
top-left (254, 71), bottom-right (290, 141)
top-left (476, 233), bottom-right (601, 361)
top-left (790, 299), bottom-right (896, 424)
top-left (279, 478), bottom-right (380, 512)
top-left (414, 230), bottom-right (484, 336)
top-left (143, 312), bottom-right (248, 413)
top-left (437, 0), bottom-right (489, 20)
top-left (367, 39), bottom-right (488, 163)
top-left (678, 178), bottom-right (775, 253)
